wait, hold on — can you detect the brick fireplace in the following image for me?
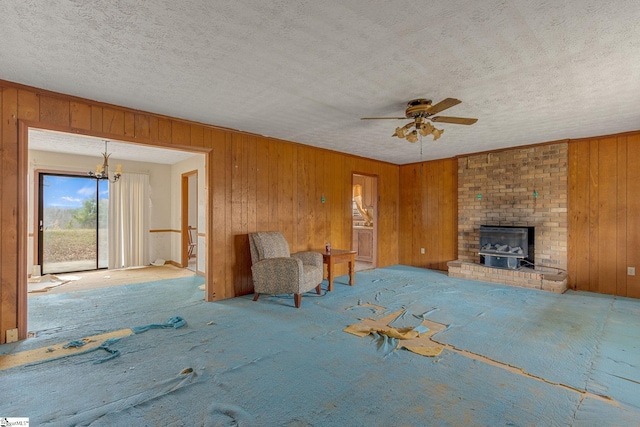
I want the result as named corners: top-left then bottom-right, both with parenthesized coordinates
top-left (448, 143), bottom-right (568, 291)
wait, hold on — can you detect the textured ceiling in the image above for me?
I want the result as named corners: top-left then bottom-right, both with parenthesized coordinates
top-left (2, 1), bottom-right (640, 164)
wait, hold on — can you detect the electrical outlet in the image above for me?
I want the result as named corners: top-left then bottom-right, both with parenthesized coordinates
top-left (420, 248), bottom-right (425, 254)
top-left (628, 267), bottom-right (636, 276)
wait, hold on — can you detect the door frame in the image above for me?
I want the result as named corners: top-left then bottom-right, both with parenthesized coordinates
top-left (181, 170), bottom-right (198, 268)
top-left (36, 171), bottom-right (107, 274)
top-left (16, 120), bottom-right (213, 341)
top-left (351, 172), bottom-right (378, 268)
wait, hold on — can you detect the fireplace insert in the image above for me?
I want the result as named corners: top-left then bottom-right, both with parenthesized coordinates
top-left (479, 225), bottom-right (535, 269)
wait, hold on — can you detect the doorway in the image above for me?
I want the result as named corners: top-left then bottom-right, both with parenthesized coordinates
top-left (38, 173), bottom-right (109, 274)
top-left (351, 173), bottom-right (378, 271)
top-left (9, 120), bottom-right (215, 340)
top-left (21, 126), bottom-right (211, 342)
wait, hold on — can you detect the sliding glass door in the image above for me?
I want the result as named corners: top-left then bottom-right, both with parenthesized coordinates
top-left (38, 174), bottom-right (109, 274)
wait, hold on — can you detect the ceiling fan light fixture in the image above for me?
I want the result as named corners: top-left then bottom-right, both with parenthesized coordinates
top-left (406, 130), bottom-right (419, 143)
top-left (419, 122), bottom-right (435, 137)
top-left (432, 128), bottom-right (444, 141)
top-left (361, 97), bottom-right (476, 144)
top-left (393, 126), bottom-right (407, 138)
top-left (393, 122), bottom-right (414, 139)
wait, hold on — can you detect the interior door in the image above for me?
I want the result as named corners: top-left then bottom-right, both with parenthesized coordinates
top-left (38, 173), bottom-right (109, 274)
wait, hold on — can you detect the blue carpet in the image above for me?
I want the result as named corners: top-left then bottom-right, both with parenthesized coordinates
top-left (1, 266), bottom-right (639, 426)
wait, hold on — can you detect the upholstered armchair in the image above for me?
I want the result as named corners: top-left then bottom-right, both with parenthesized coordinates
top-left (248, 232), bottom-right (323, 308)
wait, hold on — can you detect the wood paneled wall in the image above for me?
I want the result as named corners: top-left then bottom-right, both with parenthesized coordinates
top-left (398, 158), bottom-right (458, 270)
top-left (568, 132), bottom-right (640, 297)
top-left (213, 133), bottom-right (400, 300)
top-left (0, 81), bottom-right (399, 343)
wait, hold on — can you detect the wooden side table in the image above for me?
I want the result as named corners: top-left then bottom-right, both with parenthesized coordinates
top-left (322, 249), bottom-right (356, 291)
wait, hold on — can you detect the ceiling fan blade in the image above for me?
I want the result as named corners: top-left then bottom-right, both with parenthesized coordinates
top-left (426, 98), bottom-right (461, 114)
top-left (360, 117), bottom-right (407, 120)
top-left (431, 116), bottom-right (478, 125)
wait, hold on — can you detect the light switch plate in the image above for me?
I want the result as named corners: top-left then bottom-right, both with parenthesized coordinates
top-left (628, 267), bottom-right (636, 276)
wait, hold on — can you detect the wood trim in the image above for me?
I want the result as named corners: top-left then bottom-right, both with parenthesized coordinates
top-left (149, 229), bottom-right (180, 233)
top-left (2, 86), bottom-right (19, 344)
top-left (21, 118), bottom-right (210, 156)
top-left (180, 171), bottom-right (199, 268)
top-left (181, 174), bottom-right (188, 267)
top-left (17, 121), bottom-right (29, 340)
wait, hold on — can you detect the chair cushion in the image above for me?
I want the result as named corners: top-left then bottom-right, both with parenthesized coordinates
top-left (254, 232), bottom-right (290, 259)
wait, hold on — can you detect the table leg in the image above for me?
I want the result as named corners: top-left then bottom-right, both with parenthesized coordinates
top-left (348, 255), bottom-right (355, 286)
top-left (328, 258), bottom-right (335, 292)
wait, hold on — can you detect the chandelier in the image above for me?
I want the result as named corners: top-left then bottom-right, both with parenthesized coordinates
top-left (392, 117), bottom-right (444, 143)
top-left (88, 141), bottom-right (122, 182)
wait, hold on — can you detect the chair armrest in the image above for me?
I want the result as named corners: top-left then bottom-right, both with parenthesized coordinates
top-left (251, 257), bottom-right (304, 290)
top-left (291, 251), bottom-right (323, 268)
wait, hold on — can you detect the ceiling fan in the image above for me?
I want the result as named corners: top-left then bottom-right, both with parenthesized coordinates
top-left (361, 98), bottom-right (477, 142)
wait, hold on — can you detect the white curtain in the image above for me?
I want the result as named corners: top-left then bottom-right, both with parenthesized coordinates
top-left (108, 172), bottom-right (150, 269)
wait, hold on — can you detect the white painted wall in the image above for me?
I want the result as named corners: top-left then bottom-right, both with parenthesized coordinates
top-left (28, 149), bottom-right (174, 272)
